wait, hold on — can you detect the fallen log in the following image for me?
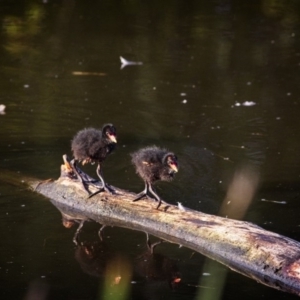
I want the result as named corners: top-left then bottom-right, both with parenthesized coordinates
top-left (15, 155), bottom-right (300, 296)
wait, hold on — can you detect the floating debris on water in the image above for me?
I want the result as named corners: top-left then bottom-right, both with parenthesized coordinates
top-left (120, 56), bottom-right (143, 70)
top-left (182, 99), bottom-right (187, 104)
top-left (261, 199), bottom-right (287, 204)
top-left (233, 101), bottom-right (256, 107)
top-left (243, 101), bottom-right (256, 106)
top-left (72, 71), bottom-right (106, 76)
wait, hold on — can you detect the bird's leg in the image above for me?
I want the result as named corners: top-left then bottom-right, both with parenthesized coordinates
top-left (148, 183), bottom-right (163, 209)
top-left (133, 183), bottom-right (170, 210)
top-left (145, 232), bottom-right (163, 254)
top-left (133, 182), bottom-right (149, 202)
top-left (73, 220), bottom-right (85, 245)
top-left (70, 159), bottom-right (91, 194)
top-left (98, 224), bottom-right (106, 241)
top-left (88, 163), bottom-right (115, 198)
top-left (148, 184), bottom-right (172, 211)
top-left (97, 163), bottom-right (116, 193)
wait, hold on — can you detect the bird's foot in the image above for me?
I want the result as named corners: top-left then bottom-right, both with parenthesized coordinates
top-left (87, 188), bottom-right (105, 199)
top-left (133, 192), bottom-right (148, 202)
top-left (87, 184), bottom-right (116, 199)
top-left (104, 183), bottom-right (116, 194)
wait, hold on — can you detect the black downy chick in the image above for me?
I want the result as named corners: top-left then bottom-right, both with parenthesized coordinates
top-left (131, 146), bottom-right (178, 209)
top-left (71, 124), bottom-right (117, 196)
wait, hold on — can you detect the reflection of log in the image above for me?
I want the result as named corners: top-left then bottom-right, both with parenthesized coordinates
top-left (11, 155), bottom-right (300, 296)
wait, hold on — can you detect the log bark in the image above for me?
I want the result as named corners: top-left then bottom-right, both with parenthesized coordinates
top-left (18, 156), bottom-right (300, 296)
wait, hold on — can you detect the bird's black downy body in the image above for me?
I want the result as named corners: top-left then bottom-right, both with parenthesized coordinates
top-left (71, 124), bottom-right (117, 196)
top-left (131, 146), bottom-right (178, 209)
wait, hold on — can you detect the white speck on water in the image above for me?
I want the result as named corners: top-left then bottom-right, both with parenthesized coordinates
top-left (287, 92), bottom-right (292, 96)
top-left (41, 275), bottom-right (46, 279)
top-left (291, 33), bottom-right (295, 37)
top-left (21, 141), bottom-right (25, 144)
top-left (153, 87), bottom-right (156, 90)
top-left (180, 93), bottom-right (187, 96)
top-left (247, 81), bottom-right (252, 85)
top-left (203, 273), bottom-right (211, 276)
top-left (21, 205), bottom-right (25, 207)
top-left (131, 281), bottom-right (137, 284)
top-left (182, 99), bottom-right (187, 104)
top-left (219, 181), bottom-right (222, 183)
top-left (242, 101), bottom-right (256, 106)
top-left (271, 40), bottom-right (275, 44)
top-left (24, 84), bottom-right (29, 88)
top-left (276, 117), bottom-right (281, 120)
top-left (234, 101), bottom-right (256, 107)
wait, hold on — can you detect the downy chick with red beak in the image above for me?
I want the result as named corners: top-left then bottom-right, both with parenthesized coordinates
top-left (131, 146), bottom-right (179, 209)
top-left (71, 123), bottom-right (117, 196)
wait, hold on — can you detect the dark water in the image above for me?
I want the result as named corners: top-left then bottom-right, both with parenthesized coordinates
top-left (1, 0), bottom-right (300, 299)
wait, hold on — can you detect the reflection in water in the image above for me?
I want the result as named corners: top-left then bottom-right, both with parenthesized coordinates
top-left (219, 116), bottom-right (267, 219)
top-left (3, 3), bottom-right (45, 55)
top-left (201, 116), bottom-right (267, 297)
top-left (55, 201), bottom-right (183, 298)
top-left (134, 233), bottom-right (181, 291)
top-left (24, 279), bottom-right (49, 300)
top-left (75, 240), bottom-right (132, 299)
top-left (220, 165), bottom-right (260, 219)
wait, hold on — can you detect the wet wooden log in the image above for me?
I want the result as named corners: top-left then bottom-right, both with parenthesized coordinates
top-left (24, 156), bottom-right (300, 296)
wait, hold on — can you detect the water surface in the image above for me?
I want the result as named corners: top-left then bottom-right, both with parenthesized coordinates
top-left (1, 1), bottom-right (300, 299)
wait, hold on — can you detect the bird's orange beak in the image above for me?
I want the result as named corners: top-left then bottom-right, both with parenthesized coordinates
top-left (108, 134), bottom-right (117, 143)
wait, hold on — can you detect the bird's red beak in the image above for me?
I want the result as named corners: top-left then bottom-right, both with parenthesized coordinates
top-left (170, 163), bottom-right (178, 173)
top-left (108, 134), bottom-right (117, 143)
